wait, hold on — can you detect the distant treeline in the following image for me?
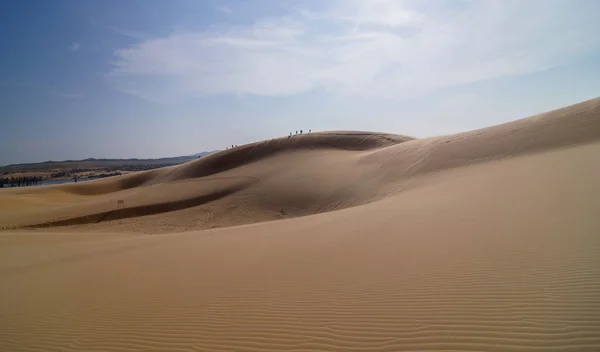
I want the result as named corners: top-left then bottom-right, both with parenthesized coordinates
top-left (0, 175), bottom-right (44, 188)
top-left (88, 172), bottom-right (122, 179)
top-left (43, 166), bottom-right (166, 180)
top-left (50, 168), bottom-right (125, 178)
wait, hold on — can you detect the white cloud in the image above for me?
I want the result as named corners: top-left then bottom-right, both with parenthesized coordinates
top-left (109, 0), bottom-right (600, 102)
top-left (69, 43), bottom-right (81, 52)
top-left (351, 0), bottom-right (424, 32)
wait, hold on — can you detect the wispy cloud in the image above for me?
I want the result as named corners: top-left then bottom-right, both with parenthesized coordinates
top-left (68, 42), bottom-right (81, 52)
top-left (109, 26), bottom-right (150, 40)
top-left (215, 5), bottom-right (232, 15)
top-left (108, 0), bottom-right (600, 102)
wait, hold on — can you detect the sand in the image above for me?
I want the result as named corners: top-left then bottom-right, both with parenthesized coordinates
top-left (1, 98), bottom-right (600, 351)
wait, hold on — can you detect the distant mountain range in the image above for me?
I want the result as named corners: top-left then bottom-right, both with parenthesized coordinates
top-left (0, 151), bottom-right (220, 174)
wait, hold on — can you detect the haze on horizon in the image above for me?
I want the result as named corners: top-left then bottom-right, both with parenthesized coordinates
top-left (1, 0), bottom-right (600, 165)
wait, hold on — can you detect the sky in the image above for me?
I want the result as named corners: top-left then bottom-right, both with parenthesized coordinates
top-left (1, 0), bottom-right (599, 165)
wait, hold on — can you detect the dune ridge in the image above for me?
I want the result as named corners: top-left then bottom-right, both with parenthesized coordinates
top-left (1, 97), bottom-right (600, 351)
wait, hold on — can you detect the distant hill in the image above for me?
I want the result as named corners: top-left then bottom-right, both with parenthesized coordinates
top-left (0, 151), bottom-right (219, 174)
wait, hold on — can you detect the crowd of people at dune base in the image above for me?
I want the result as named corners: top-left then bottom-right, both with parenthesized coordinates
top-left (225, 129), bottom-right (312, 150)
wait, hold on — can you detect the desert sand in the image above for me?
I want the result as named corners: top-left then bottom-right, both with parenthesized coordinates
top-left (1, 97), bottom-right (600, 351)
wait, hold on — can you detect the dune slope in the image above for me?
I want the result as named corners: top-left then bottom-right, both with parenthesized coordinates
top-left (1, 97), bottom-right (600, 351)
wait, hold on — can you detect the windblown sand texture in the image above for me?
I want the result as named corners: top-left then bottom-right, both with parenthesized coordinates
top-left (1, 98), bottom-right (600, 351)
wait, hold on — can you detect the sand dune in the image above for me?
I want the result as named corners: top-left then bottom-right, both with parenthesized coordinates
top-left (1, 97), bottom-right (600, 351)
top-left (0, 132), bottom-right (415, 232)
top-left (2, 98), bottom-right (600, 233)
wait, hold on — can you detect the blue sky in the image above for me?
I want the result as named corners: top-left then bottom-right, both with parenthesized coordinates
top-left (1, 0), bottom-right (599, 165)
